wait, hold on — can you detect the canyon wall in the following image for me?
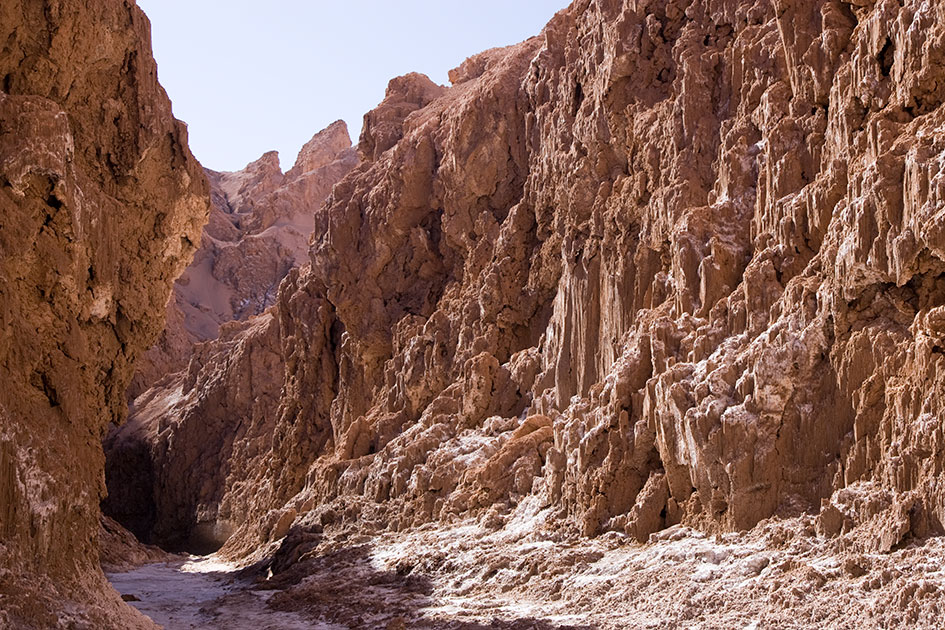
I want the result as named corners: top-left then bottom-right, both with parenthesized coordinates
top-left (0, 1), bottom-right (208, 626)
top-left (127, 120), bottom-right (357, 398)
top-left (107, 0), bottom-right (945, 565)
top-left (106, 123), bottom-right (357, 550)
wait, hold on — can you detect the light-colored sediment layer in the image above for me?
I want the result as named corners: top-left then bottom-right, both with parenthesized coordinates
top-left (108, 503), bottom-right (945, 629)
top-left (107, 557), bottom-right (328, 630)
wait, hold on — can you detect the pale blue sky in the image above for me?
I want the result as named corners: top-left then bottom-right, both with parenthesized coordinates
top-left (137, 1), bottom-right (569, 172)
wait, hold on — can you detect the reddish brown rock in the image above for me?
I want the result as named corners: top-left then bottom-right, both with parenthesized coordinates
top-left (99, 516), bottom-right (173, 573)
top-left (128, 121), bottom-right (357, 397)
top-left (109, 0), bottom-right (945, 605)
top-left (107, 312), bottom-right (287, 551)
top-left (106, 120), bottom-right (356, 550)
top-left (0, 0), bottom-right (208, 627)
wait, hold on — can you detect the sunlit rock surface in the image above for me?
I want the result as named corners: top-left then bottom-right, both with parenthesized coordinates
top-left (111, 0), bottom-right (945, 563)
top-left (13, 0), bottom-right (945, 626)
top-left (127, 120), bottom-right (357, 398)
top-left (0, 0), bottom-right (209, 626)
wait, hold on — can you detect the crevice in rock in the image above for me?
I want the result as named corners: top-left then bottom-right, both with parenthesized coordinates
top-left (879, 37), bottom-right (895, 78)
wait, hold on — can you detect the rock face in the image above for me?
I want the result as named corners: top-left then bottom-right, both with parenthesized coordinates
top-left (127, 121), bottom-right (357, 398)
top-left (107, 0), bottom-right (945, 575)
top-left (105, 123), bottom-right (356, 550)
top-left (0, 1), bottom-right (208, 627)
top-left (107, 312), bottom-right (287, 551)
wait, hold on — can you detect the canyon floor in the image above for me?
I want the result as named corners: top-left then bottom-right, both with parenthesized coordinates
top-left (106, 558), bottom-right (319, 630)
top-left (105, 499), bottom-right (945, 629)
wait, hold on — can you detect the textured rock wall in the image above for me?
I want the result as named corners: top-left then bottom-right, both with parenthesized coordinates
top-left (0, 0), bottom-right (208, 626)
top-left (106, 123), bottom-right (357, 551)
top-left (108, 0), bottom-right (945, 562)
top-left (128, 121), bottom-right (357, 398)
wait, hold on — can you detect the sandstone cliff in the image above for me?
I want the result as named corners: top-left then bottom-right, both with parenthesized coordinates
top-left (0, 1), bottom-right (208, 627)
top-left (127, 120), bottom-right (357, 398)
top-left (105, 0), bottom-right (945, 579)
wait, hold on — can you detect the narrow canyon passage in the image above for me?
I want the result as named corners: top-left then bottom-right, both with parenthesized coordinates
top-left (7, 0), bottom-right (945, 627)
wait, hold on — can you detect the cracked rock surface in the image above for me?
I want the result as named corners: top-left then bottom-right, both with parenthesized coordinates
top-left (8, 0), bottom-right (945, 626)
top-left (115, 0), bottom-right (945, 554)
top-left (126, 120), bottom-right (357, 399)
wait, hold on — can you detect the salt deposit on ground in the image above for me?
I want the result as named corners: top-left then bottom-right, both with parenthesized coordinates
top-left (107, 511), bottom-right (944, 629)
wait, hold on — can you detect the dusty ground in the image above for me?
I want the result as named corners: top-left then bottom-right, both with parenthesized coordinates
top-left (107, 498), bottom-right (945, 629)
top-left (106, 557), bottom-right (327, 630)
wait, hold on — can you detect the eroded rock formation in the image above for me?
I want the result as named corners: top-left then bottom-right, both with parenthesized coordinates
top-left (0, 1), bottom-right (208, 627)
top-left (105, 123), bottom-right (356, 551)
top-left (105, 0), bottom-right (945, 572)
top-left (128, 121), bottom-right (357, 398)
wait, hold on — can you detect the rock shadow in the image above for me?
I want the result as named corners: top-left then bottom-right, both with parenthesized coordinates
top-left (242, 526), bottom-right (598, 630)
